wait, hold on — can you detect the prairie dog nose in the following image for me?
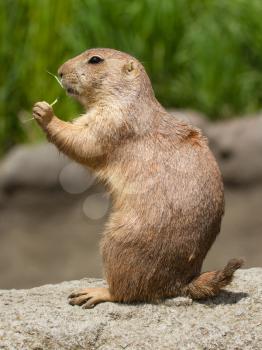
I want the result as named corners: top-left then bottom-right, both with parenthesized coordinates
top-left (58, 66), bottom-right (64, 78)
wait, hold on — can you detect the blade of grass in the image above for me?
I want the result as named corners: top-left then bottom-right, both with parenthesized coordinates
top-left (46, 71), bottom-right (64, 88)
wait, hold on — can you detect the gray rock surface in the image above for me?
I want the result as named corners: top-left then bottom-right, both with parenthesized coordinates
top-left (0, 269), bottom-right (261, 349)
top-left (0, 143), bottom-right (68, 191)
top-left (0, 143), bottom-right (93, 194)
top-left (207, 115), bottom-right (262, 186)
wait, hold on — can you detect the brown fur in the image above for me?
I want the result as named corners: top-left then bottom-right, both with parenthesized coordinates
top-left (33, 48), bottom-right (243, 303)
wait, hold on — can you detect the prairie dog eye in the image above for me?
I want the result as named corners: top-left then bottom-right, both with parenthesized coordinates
top-left (88, 56), bottom-right (104, 64)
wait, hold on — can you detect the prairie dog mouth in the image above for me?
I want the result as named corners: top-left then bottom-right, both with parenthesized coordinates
top-left (66, 86), bottom-right (79, 96)
top-left (60, 78), bottom-right (79, 96)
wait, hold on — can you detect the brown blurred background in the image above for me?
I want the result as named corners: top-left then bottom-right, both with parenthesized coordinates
top-left (0, 1), bottom-right (261, 289)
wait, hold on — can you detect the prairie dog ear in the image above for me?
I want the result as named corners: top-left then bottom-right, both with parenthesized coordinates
top-left (123, 60), bottom-right (137, 74)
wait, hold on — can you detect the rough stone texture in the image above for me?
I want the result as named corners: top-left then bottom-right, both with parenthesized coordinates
top-left (0, 269), bottom-right (261, 349)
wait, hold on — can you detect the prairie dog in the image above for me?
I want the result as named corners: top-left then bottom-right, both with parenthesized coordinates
top-left (33, 48), bottom-right (243, 308)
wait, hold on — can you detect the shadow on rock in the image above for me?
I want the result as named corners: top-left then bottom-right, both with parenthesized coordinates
top-left (197, 290), bottom-right (249, 306)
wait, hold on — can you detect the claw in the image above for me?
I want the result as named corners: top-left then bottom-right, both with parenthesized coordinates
top-left (69, 294), bottom-right (91, 306)
top-left (68, 288), bottom-right (91, 298)
top-left (68, 287), bottom-right (113, 308)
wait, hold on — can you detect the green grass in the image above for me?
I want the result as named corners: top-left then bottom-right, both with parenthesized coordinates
top-left (0, 0), bottom-right (262, 153)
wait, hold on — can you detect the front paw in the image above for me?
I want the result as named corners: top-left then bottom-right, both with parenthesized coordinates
top-left (33, 101), bottom-right (54, 127)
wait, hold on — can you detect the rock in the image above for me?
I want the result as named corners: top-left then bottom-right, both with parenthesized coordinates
top-left (207, 115), bottom-right (262, 186)
top-left (0, 143), bottom-right (93, 194)
top-left (0, 269), bottom-right (261, 349)
top-left (0, 143), bottom-right (67, 192)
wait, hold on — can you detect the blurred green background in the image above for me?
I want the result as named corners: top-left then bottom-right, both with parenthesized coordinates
top-left (1, 0), bottom-right (262, 154)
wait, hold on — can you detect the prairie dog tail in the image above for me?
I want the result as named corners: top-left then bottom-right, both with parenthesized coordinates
top-left (182, 258), bottom-right (244, 299)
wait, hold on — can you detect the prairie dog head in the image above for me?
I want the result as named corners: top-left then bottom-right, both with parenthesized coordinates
top-left (58, 48), bottom-right (154, 109)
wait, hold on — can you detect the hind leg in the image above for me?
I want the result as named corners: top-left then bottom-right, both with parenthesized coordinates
top-left (68, 287), bottom-right (114, 309)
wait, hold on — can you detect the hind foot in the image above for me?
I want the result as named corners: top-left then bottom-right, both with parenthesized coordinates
top-left (68, 287), bottom-right (114, 309)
